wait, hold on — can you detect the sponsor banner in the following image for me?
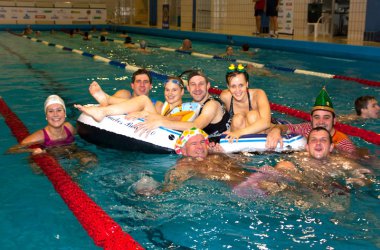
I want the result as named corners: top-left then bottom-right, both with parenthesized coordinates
top-left (0, 7), bottom-right (106, 22)
top-left (278, 0), bottom-right (293, 35)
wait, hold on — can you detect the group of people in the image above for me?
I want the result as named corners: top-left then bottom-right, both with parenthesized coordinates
top-left (253, 0), bottom-right (279, 37)
top-left (11, 65), bottom-right (376, 206)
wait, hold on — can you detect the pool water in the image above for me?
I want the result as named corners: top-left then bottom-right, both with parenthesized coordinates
top-left (0, 31), bottom-right (379, 249)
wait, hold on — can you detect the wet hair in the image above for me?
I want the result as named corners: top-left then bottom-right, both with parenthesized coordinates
top-left (225, 68), bottom-right (249, 85)
top-left (124, 36), bottom-right (132, 44)
top-left (355, 96), bottom-right (375, 115)
top-left (185, 70), bottom-right (209, 84)
top-left (307, 127), bottom-right (332, 144)
top-left (100, 35), bottom-right (106, 42)
top-left (132, 68), bottom-right (152, 84)
top-left (242, 43), bottom-right (250, 51)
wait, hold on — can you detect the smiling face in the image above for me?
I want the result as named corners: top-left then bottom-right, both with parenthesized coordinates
top-left (181, 134), bottom-right (209, 158)
top-left (227, 73), bottom-right (249, 102)
top-left (361, 99), bottom-right (379, 119)
top-left (131, 73), bottom-right (152, 97)
top-left (46, 103), bottom-right (66, 128)
top-left (164, 81), bottom-right (184, 105)
top-left (187, 75), bottom-right (210, 103)
top-left (306, 129), bottom-right (334, 160)
top-left (311, 110), bottom-right (335, 133)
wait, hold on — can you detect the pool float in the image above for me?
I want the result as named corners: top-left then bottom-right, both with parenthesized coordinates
top-left (77, 111), bottom-right (306, 154)
top-left (77, 102), bottom-right (201, 154)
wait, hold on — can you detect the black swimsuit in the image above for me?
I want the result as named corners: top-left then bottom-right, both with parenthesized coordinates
top-left (200, 96), bottom-right (230, 138)
top-left (229, 91), bottom-right (253, 117)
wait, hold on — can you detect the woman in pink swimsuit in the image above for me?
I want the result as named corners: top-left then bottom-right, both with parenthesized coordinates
top-left (10, 95), bottom-right (75, 154)
top-left (8, 95), bottom-right (95, 165)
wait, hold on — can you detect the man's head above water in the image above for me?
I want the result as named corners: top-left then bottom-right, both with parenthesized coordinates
top-left (175, 128), bottom-right (209, 158)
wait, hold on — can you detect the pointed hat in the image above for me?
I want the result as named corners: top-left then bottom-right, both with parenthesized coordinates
top-left (311, 87), bottom-right (334, 113)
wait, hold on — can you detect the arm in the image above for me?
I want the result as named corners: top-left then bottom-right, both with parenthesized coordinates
top-left (265, 124), bottom-right (289, 150)
top-left (7, 130), bottom-right (45, 154)
top-left (137, 99), bottom-right (221, 132)
top-left (161, 160), bottom-right (194, 192)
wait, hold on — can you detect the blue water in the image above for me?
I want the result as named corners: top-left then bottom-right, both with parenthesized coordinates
top-left (0, 31), bottom-right (379, 249)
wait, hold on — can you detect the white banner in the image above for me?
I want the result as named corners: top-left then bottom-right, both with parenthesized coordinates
top-left (0, 7), bottom-right (106, 23)
top-left (278, 0), bottom-right (294, 35)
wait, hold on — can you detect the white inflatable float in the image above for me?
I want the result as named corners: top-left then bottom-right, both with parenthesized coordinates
top-left (77, 114), bottom-right (306, 154)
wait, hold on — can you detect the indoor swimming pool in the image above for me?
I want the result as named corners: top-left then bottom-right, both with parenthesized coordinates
top-left (0, 30), bottom-right (379, 249)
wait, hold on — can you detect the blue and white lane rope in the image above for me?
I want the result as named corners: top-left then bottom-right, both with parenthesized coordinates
top-left (25, 36), bottom-right (169, 82)
top-left (94, 35), bottom-right (379, 87)
top-left (20, 35), bottom-right (380, 144)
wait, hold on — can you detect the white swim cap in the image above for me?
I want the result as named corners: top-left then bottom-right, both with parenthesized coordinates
top-left (44, 95), bottom-right (66, 113)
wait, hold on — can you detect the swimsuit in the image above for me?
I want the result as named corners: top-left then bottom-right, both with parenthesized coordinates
top-left (200, 96), bottom-right (230, 138)
top-left (229, 90), bottom-right (253, 117)
top-left (42, 125), bottom-right (75, 147)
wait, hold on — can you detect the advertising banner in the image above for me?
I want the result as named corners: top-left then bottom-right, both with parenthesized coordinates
top-left (278, 0), bottom-right (294, 35)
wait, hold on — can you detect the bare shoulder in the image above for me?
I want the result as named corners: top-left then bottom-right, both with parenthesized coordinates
top-left (113, 89), bottom-right (132, 99)
top-left (21, 129), bottom-right (44, 145)
top-left (64, 122), bottom-right (76, 134)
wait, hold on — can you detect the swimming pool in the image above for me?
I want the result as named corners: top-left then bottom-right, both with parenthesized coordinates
top-left (0, 30), bottom-right (379, 249)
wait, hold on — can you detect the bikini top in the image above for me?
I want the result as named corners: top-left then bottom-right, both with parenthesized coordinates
top-left (42, 125), bottom-right (75, 147)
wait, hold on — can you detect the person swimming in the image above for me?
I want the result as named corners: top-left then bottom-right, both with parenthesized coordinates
top-left (8, 95), bottom-right (96, 165)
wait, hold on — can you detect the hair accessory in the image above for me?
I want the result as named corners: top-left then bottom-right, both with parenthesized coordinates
top-left (227, 63), bottom-right (246, 73)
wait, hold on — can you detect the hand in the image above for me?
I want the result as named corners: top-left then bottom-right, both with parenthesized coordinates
top-left (32, 148), bottom-right (46, 155)
top-left (208, 142), bottom-right (225, 153)
top-left (224, 131), bottom-right (242, 143)
top-left (134, 119), bottom-right (161, 137)
top-left (265, 127), bottom-right (283, 150)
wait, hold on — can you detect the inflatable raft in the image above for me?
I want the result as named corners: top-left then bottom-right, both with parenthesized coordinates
top-left (77, 113), bottom-right (306, 154)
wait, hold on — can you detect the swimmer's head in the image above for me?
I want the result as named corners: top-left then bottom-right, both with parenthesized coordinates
top-left (226, 63), bottom-right (249, 84)
top-left (175, 128), bottom-right (209, 158)
top-left (124, 36), bottom-right (132, 44)
top-left (139, 40), bottom-right (147, 49)
top-left (44, 95), bottom-right (66, 114)
top-left (100, 35), bottom-right (106, 42)
top-left (241, 43), bottom-right (250, 51)
top-left (306, 127), bottom-right (334, 160)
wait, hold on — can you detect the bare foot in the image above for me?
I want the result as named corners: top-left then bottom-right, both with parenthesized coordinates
top-left (74, 104), bottom-right (106, 122)
top-left (89, 81), bottom-right (109, 106)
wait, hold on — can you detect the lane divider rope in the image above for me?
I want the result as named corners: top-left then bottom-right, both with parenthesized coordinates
top-left (15, 34), bottom-right (380, 145)
top-left (92, 35), bottom-right (380, 87)
top-left (0, 96), bottom-right (144, 250)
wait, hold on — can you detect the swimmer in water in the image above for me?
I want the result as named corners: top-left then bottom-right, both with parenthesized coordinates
top-left (339, 96), bottom-right (379, 122)
top-left (8, 95), bottom-right (97, 166)
top-left (139, 127), bottom-right (372, 210)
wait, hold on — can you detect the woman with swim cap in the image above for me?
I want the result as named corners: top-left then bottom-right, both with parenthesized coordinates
top-left (9, 95), bottom-right (75, 155)
top-left (9, 95), bottom-right (97, 166)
